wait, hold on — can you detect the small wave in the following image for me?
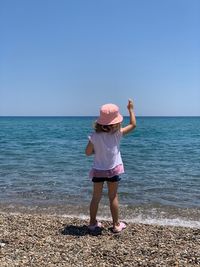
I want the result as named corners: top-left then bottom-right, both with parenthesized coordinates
top-left (59, 212), bottom-right (200, 229)
top-left (125, 215), bottom-right (200, 229)
top-left (1, 202), bottom-right (200, 229)
top-left (57, 213), bottom-right (200, 229)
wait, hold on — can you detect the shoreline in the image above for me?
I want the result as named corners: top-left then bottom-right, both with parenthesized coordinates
top-left (0, 202), bottom-right (200, 230)
top-left (0, 212), bottom-right (200, 266)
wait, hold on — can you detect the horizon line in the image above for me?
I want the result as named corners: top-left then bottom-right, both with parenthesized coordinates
top-left (0, 115), bottom-right (200, 118)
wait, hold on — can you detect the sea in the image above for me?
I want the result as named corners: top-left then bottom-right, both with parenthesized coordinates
top-left (0, 116), bottom-right (200, 228)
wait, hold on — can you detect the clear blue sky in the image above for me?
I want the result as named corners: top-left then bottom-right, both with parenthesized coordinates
top-left (0, 0), bottom-right (199, 116)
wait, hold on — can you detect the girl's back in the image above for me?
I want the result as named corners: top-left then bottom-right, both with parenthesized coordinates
top-left (89, 131), bottom-right (123, 170)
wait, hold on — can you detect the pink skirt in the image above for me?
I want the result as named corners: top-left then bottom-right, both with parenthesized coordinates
top-left (89, 164), bottom-right (124, 178)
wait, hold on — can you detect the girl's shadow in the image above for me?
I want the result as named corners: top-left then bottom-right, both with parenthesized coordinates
top-left (60, 224), bottom-right (102, 236)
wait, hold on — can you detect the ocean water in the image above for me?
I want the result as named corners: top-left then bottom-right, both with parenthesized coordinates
top-left (0, 116), bottom-right (200, 228)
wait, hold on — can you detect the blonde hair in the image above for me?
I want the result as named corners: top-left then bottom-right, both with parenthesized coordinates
top-left (94, 122), bottom-right (121, 133)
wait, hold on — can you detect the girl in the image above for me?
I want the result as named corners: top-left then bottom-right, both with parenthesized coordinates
top-left (85, 99), bottom-right (136, 233)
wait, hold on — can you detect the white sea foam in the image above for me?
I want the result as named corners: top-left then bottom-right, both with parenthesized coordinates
top-left (125, 215), bottom-right (200, 229)
top-left (1, 210), bottom-right (200, 229)
top-left (61, 213), bottom-right (200, 229)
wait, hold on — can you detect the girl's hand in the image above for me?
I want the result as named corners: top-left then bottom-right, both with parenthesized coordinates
top-left (121, 99), bottom-right (136, 135)
top-left (127, 99), bottom-right (134, 111)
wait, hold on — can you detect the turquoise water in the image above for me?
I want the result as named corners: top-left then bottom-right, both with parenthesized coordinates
top-left (0, 116), bottom-right (200, 228)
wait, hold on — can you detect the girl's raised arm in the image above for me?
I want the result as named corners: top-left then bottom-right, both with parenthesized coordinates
top-left (121, 99), bottom-right (136, 135)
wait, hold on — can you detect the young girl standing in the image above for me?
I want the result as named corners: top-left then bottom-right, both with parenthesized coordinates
top-left (85, 99), bottom-right (136, 233)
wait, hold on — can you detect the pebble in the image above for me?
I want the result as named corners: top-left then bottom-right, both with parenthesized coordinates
top-left (0, 213), bottom-right (200, 267)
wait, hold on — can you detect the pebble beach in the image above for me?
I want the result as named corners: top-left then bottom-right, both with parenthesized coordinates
top-left (0, 212), bottom-right (199, 267)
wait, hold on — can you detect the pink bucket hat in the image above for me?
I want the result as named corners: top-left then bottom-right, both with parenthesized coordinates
top-left (97, 103), bottom-right (123, 125)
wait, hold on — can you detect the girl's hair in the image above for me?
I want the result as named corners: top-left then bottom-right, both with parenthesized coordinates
top-left (94, 122), bottom-right (121, 133)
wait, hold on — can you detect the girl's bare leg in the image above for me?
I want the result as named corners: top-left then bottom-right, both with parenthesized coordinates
top-left (89, 182), bottom-right (104, 225)
top-left (107, 181), bottom-right (119, 227)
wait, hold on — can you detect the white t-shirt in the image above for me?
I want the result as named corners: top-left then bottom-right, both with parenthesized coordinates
top-left (89, 130), bottom-right (123, 170)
